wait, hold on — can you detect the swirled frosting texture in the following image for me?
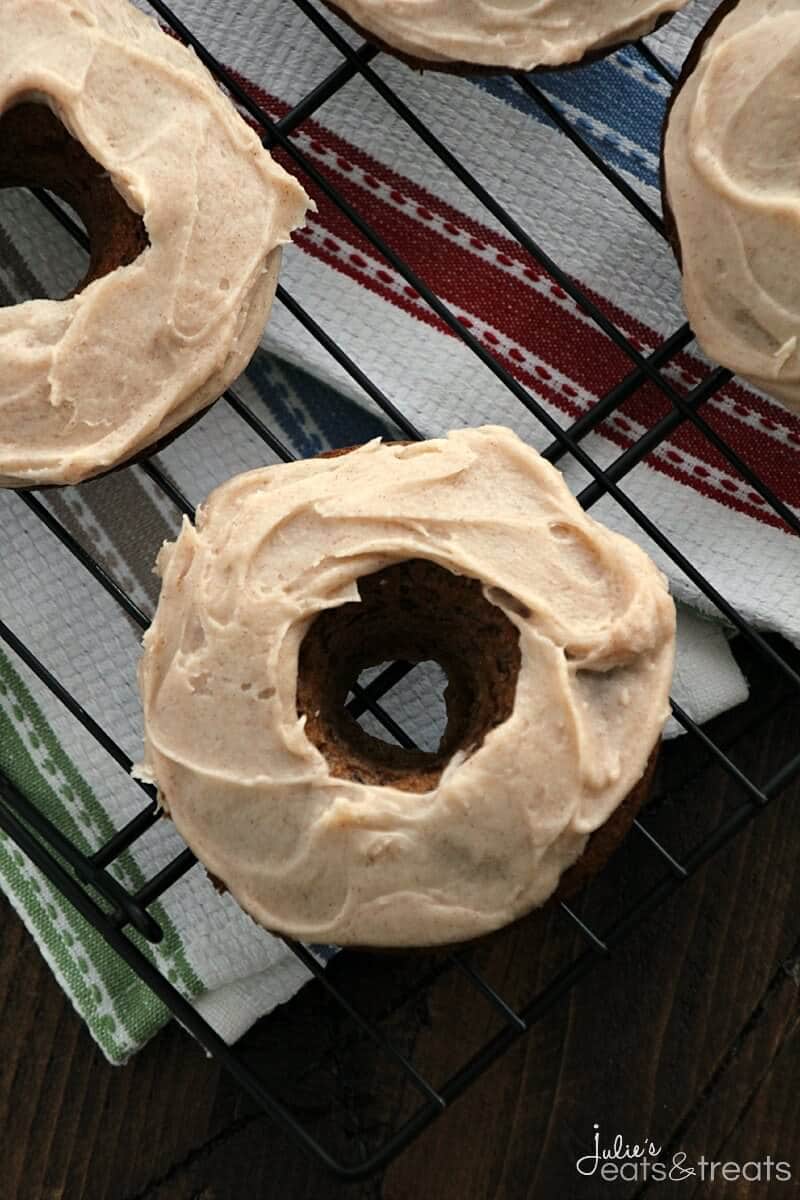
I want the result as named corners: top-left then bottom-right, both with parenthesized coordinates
top-left (139, 432), bottom-right (676, 945)
top-left (664, 0), bottom-right (800, 413)
top-left (329, 0), bottom-right (687, 69)
top-left (0, 0), bottom-right (310, 486)
top-left (138, 427), bottom-right (675, 947)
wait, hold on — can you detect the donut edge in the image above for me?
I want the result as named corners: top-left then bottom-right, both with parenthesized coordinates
top-left (196, 745), bottom-right (659, 953)
top-left (322, 1), bottom-right (682, 76)
top-left (660, 0), bottom-right (742, 272)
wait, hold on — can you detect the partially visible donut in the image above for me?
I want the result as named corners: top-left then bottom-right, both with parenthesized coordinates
top-left (137, 426), bottom-right (676, 948)
top-left (324, 0), bottom-right (688, 73)
top-left (662, 0), bottom-right (800, 414)
top-left (0, 0), bottom-right (311, 487)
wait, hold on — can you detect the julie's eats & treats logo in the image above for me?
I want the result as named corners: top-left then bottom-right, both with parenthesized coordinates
top-left (575, 1125), bottom-right (792, 1184)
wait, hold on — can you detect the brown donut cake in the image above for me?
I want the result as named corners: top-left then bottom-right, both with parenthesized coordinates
top-left (0, 104), bottom-right (149, 297)
top-left (137, 427), bottom-right (675, 948)
top-left (662, 0), bottom-right (800, 414)
top-left (0, 0), bottom-right (311, 488)
top-left (324, 0), bottom-right (688, 74)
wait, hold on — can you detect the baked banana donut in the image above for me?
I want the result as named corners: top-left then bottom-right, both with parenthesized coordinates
top-left (663, 0), bottom-right (800, 414)
top-left (324, 0), bottom-right (688, 73)
top-left (0, 0), bottom-right (310, 487)
top-left (137, 427), bottom-right (676, 948)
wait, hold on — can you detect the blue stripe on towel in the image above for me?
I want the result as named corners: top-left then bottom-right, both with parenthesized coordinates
top-left (472, 49), bottom-right (667, 192)
top-left (246, 352), bottom-right (391, 457)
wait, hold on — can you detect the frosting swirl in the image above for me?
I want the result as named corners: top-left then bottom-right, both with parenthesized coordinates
top-left (137, 427), bottom-right (675, 947)
top-left (328, 0), bottom-right (688, 69)
top-left (0, 0), bottom-right (310, 486)
top-left (664, 0), bottom-right (800, 413)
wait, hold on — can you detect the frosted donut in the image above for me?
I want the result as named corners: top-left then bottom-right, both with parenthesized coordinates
top-left (662, 0), bottom-right (800, 415)
top-left (0, 0), bottom-right (311, 487)
top-left (324, 0), bottom-right (689, 73)
top-left (137, 427), bottom-right (676, 948)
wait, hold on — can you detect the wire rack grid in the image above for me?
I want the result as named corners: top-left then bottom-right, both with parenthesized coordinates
top-left (1, 0), bottom-right (799, 1181)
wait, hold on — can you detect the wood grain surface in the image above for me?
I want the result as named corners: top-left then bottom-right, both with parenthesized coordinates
top-left (1, 636), bottom-right (798, 1200)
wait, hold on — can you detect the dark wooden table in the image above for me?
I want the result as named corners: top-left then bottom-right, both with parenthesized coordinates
top-left (2, 637), bottom-right (799, 1200)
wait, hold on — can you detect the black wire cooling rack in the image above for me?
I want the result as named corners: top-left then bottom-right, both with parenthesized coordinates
top-left (2, 0), bottom-right (800, 1182)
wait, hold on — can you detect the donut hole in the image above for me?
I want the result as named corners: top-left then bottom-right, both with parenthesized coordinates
top-left (354, 659), bottom-right (449, 753)
top-left (0, 184), bottom-right (89, 302)
top-left (297, 559), bottom-right (521, 793)
top-left (0, 102), bottom-right (148, 301)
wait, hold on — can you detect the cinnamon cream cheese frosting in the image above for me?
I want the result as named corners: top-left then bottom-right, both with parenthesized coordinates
top-left (327, 0), bottom-right (688, 70)
top-left (664, 0), bottom-right (800, 414)
top-left (137, 427), bottom-right (675, 947)
top-left (0, 0), bottom-right (311, 487)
